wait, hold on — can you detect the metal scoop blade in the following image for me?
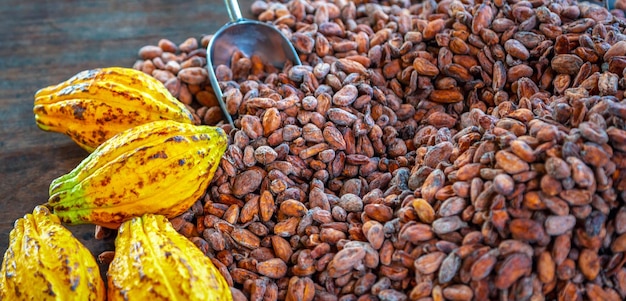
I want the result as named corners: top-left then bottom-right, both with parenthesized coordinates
top-left (206, 0), bottom-right (302, 127)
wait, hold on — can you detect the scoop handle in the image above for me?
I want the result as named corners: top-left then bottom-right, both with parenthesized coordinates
top-left (224, 0), bottom-right (243, 22)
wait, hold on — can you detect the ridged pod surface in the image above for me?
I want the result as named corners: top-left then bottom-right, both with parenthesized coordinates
top-left (47, 120), bottom-right (228, 228)
top-left (0, 206), bottom-right (105, 300)
top-left (33, 67), bottom-right (195, 152)
top-left (107, 214), bottom-right (232, 301)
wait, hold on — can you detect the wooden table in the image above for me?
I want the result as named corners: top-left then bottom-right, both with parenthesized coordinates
top-left (0, 0), bottom-right (253, 268)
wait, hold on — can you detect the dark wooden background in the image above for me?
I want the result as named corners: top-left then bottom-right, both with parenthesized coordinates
top-left (0, 0), bottom-right (253, 268)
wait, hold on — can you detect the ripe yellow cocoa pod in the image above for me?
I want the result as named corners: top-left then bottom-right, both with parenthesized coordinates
top-left (47, 120), bottom-right (228, 228)
top-left (108, 214), bottom-right (232, 301)
top-left (34, 67), bottom-right (195, 152)
top-left (0, 206), bottom-right (105, 300)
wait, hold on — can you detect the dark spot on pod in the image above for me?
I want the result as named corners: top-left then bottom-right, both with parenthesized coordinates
top-left (165, 135), bottom-right (186, 143)
top-left (147, 170), bottom-right (168, 184)
top-left (46, 280), bottom-right (56, 296)
top-left (49, 195), bottom-right (62, 204)
top-left (72, 103), bottom-right (86, 120)
top-left (197, 150), bottom-right (207, 158)
top-left (34, 105), bottom-right (47, 114)
top-left (94, 196), bottom-right (114, 207)
top-left (100, 176), bottom-right (111, 187)
top-left (95, 129), bottom-right (107, 139)
top-left (178, 159), bottom-right (186, 166)
top-left (70, 276), bottom-right (80, 291)
top-left (150, 151), bottom-right (168, 160)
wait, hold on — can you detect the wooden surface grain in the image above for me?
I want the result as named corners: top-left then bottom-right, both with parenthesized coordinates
top-left (0, 0), bottom-right (253, 267)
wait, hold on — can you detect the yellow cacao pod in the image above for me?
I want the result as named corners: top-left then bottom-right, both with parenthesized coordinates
top-left (33, 67), bottom-right (195, 152)
top-left (47, 120), bottom-right (228, 228)
top-left (108, 214), bottom-right (232, 301)
top-left (0, 206), bottom-right (105, 300)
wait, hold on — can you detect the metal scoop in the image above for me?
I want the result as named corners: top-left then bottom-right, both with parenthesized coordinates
top-left (206, 0), bottom-right (302, 127)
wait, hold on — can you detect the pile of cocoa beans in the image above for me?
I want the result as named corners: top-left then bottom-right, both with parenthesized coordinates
top-left (122, 0), bottom-right (626, 300)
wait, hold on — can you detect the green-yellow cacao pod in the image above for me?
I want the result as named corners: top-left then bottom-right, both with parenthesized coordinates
top-left (46, 120), bottom-right (228, 228)
top-left (107, 214), bottom-right (232, 301)
top-left (33, 67), bottom-right (195, 152)
top-left (0, 206), bottom-right (105, 300)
